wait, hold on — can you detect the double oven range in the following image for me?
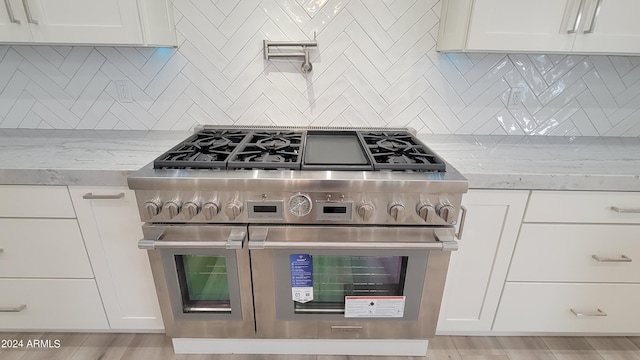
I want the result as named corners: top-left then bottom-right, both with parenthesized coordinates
top-left (128, 126), bottom-right (468, 340)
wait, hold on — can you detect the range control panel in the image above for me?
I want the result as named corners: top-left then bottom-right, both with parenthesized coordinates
top-left (243, 199), bottom-right (353, 221)
top-left (135, 190), bottom-right (463, 226)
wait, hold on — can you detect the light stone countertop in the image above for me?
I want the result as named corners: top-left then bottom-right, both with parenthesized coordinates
top-left (0, 129), bottom-right (639, 191)
top-left (0, 129), bottom-right (189, 186)
top-left (418, 134), bottom-right (640, 191)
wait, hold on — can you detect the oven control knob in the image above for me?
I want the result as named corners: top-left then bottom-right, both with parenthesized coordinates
top-left (183, 202), bottom-right (200, 220)
top-left (143, 200), bottom-right (161, 220)
top-left (436, 202), bottom-right (456, 223)
top-left (225, 200), bottom-right (243, 220)
top-left (163, 201), bottom-right (181, 219)
top-left (417, 202), bottom-right (435, 222)
top-left (356, 202), bottom-right (375, 221)
top-left (202, 201), bottom-right (220, 220)
top-left (388, 202), bottom-right (406, 222)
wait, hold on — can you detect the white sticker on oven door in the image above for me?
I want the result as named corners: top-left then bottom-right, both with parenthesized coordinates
top-left (344, 296), bottom-right (406, 318)
top-left (290, 254), bottom-right (313, 303)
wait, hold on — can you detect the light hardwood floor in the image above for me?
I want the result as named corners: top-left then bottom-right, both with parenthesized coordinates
top-left (1, 333), bottom-right (640, 360)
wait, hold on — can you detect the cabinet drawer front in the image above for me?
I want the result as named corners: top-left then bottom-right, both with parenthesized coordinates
top-left (525, 191), bottom-right (640, 224)
top-left (508, 224), bottom-right (640, 283)
top-left (494, 283), bottom-right (640, 333)
top-left (0, 219), bottom-right (93, 278)
top-left (0, 186), bottom-right (75, 218)
top-left (0, 279), bottom-right (108, 330)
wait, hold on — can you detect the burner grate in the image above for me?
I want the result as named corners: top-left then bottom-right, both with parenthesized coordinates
top-left (360, 132), bottom-right (446, 172)
top-left (227, 131), bottom-right (304, 170)
top-left (153, 129), bottom-right (250, 169)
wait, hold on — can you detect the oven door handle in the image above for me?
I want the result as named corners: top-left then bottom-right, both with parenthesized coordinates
top-left (139, 240), bottom-right (231, 249)
top-left (249, 241), bottom-right (451, 250)
top-left (138, 227), bottom-right (246, 250)
top-left (248, 227), bottom-right (455, 251)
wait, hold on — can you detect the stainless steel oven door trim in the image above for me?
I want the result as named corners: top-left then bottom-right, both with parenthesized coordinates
top-left (142, 224), bottom-right (255, 338)
top-left (161, 247), bottom-right (243, 321)
top-left (249, 225), bottom-right (454, 339)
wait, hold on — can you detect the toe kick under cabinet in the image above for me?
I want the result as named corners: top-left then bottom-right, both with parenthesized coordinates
top-left (0, 186), bottom-right (108, 331)
top-left (493, 191), bottom-right (640, 334)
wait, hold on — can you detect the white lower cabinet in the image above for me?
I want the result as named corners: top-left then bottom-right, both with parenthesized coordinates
top-left (494, 190), bottom-right (640, 334)
top-left (0, 279), bottom-right (108, 330)
top-left (69, 186), bottom-right (163, 331)
top-left (508, 224), bottom-right (640, 283)
top-left (0, 185), bottom-right (108, 331)
top-left (494, 283), bottom-right (640, 333)
top-left (0, 185), bottom-right (75, 218)
top-left (0, 219), bottom-right (93, 278)
top-left (436, 190), bottom-right (528, 333)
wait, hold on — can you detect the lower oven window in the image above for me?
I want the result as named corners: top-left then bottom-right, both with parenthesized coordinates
top-left (294, 255), bottom-right (408, 314)
top-left (175, 255), bottom-right (232, 313)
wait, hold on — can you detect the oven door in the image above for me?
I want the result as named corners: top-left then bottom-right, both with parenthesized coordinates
top-left (248, 225), bottom-right (456, 339)
top-left (140, 224), bottom-right (254, 338)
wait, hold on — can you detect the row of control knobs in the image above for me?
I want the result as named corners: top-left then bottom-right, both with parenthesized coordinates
top-left (144, 199), bottom-right (244, 220)
top-left (144, 198), bottom-right (455, 223)
top-left (357, 201), bottom-right (455, 223)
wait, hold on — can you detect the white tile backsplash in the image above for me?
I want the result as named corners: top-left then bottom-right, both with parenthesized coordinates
top-left (1, 0), bottom-right (640, 136)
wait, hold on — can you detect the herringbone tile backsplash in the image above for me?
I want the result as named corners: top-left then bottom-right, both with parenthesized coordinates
top-left (1, 0), bottom-right (639, 136)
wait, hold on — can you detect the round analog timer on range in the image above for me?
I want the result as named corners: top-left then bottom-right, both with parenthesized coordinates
top-left (288, 193), bottom-right (312, 217)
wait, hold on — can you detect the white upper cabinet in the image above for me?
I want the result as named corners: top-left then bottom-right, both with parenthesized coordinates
top-left (0, 0), bottom-right (32, 42)
top-left (26, 0), bottom-right (143, 45)
top-left (572, 0), bottom-right (640, 53)
top-left (466, 0), bottom-right (578, 52)
top-left (0, 0), bottom-right (175, 46)
top-left (438, 0), bottom-right (640, 55)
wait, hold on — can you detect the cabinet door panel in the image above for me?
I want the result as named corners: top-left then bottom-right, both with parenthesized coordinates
top-left (494, 283), bottom-right (640, 333)
top-left (27, 0), bottom-right (143, 44)
top-left (436, 190), bottom-right (528, 333)
top-left (0, 0), bottom-right (31, 42)
top-left (573, 0), bottom-right (640, 53)
top-left (466, 0), bottom-right (577, 52)
top-left (526, 191), bottom-right (640, 224)
top-left (70, 187), bottom-right (163, 330)
top-left (508, 224), bottom-right (640, 283)
top-left (0, 279), bottom-right (108, 330)
top-left (0, 185), bottom-right (75, 218)
top-left (0, 219), bottom-right (94, 278)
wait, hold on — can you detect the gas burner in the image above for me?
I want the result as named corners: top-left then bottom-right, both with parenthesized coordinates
top-left (361, 132), bottom-right (446, 172)
top-left (228, 131), bottom-right (303, 170)
top-left (243, 153), bottom-right (289, 163)
top-left (187, 134), bottom-right (232, 150)
top-left (377, 138), bottom-right (412, 153)
top-left (153, 129), bottom-right (250, 169)
top-left (255, 134), bottom-right (292, 151)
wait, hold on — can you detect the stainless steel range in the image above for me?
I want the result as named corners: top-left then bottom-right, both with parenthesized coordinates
top-left (128, 126), bottom-right (467, 341)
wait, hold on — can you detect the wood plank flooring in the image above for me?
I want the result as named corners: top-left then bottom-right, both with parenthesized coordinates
top-left (1, 333), bottom-right (640, 360)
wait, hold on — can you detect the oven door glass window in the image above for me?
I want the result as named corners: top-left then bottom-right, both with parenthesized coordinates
top-left (175, 255), bottom-right (231, 313)
top-left (294, 255), bottom-right (408, 314)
